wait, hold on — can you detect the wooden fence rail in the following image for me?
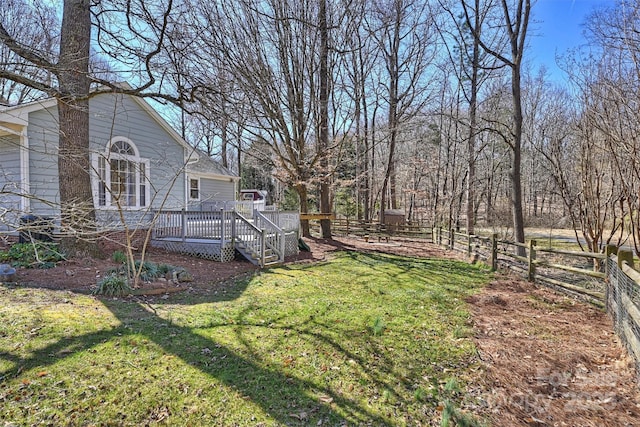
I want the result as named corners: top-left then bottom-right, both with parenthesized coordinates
top-left (433, 226), bottom-right (640, 373)
top-left (433, 227), bottom-right (607, 304)
top-left (329, 218), bottom-right (432, 239)
top-left (316, 219), bottom-right (640, 372)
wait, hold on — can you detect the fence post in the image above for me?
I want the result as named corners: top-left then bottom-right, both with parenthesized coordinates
top-left (618, 249), bottom-right (634, 270)
top-left (604, 245), bottom-right (617, 311)
top-left (280, 229), bottom-right (286, 262)
top-left (449, 228), bottom-right (455, 250)
top-left (467, 232), bottom-right (472, 257)
top-left (181, 208), bottom-right (187, 242)
top-left (528, 240), bottom-right (536, 282)
top-left (605, 245), bottom-right (617, 280)
top-left (490, 233), bottom-right (498, 271)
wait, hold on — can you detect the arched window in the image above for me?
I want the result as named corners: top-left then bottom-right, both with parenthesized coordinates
top-left (92, 137), bottom-right (150, 209)
top-left (110, 139), bottom-right (136, 156)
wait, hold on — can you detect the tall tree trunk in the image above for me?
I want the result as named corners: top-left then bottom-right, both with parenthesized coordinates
top-left (57, 0), bottom-right (98, 256)
top-left (462, 0), bottom-right (530, 251)
top-left (221, 123), bottom-right (228, 169)
top-left (362, 52), bottom-right (371, 221)
top-left (466, 0), bottom-right (480, 235)
top-left (297, 183), bottom-right (311, 237)
top-left (508, 4), bottom-right (528, 253)
top-left (318, 0), bottom-right (331, 238)
top-left (508, 65), bottom-right (526, 252)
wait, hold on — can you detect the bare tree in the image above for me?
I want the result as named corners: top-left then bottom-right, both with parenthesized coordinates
top-left (0, 0), bottom-right (195, 255)
top-left (188, 0), bottom-right (355, 237)
top-left (462, 0), bottom-right (530, 252)
top-left (0, 0), bottom-right (59, 104)
top-left (366, 0), bottom-right (436, 223)
top-left (438, 0), bottom-right (501, 233)
top-left (581, 0), bottom-right (640, 253)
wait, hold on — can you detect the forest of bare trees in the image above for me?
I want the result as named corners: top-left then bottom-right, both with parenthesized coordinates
top-left (1, 0), bottom-right (640, 251)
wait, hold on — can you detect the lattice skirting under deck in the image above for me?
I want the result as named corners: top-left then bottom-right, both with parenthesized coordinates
top-left (284, 232), bottom-right (299, 257)
top-left (151, 239), bottom-right (235, 262)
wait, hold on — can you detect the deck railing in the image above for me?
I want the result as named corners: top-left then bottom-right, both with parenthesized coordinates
top-left (232, 212), bottom-right (265, 264)
top-left (258, 210), bottom-right (300, 233)
top-left (153, 209), bottom-right (232, 242)
top-left (152, 208), bottom-right (300, 266)
top-left (254, 211), bottom-right (285, 263)
top-left (201, 201), bottom-right (267, 218)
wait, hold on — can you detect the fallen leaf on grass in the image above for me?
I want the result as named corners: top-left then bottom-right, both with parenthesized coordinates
top-left (289, 412), bottom-right (308, 421)
top-left (318, 395), bottom-right (333, 403)
top-left (283, 356), bottom-right (295, 367)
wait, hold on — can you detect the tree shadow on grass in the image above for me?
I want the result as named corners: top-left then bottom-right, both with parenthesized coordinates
top-left (0, 272), bottom-right (392, 425)
top-left (101, 297), bottom-right (392, 425)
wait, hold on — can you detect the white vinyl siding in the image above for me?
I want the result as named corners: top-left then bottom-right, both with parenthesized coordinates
top-left (200, 177), bottom-right (235, 202)
top-left (0, 135), bottom-right (22, 231)
top-left (88, 94), bottom-right (186, 210)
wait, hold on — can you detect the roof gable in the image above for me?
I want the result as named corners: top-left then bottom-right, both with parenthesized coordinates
top-left (188, 151), bottom-right (239, 180)
top-left (0, 92), bottom-right (199, 162)
top-left (0, 98), bottom-right (57, 127)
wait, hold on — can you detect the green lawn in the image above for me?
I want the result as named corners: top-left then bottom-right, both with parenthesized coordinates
top-left (0, 251), bottom-right (490, 426)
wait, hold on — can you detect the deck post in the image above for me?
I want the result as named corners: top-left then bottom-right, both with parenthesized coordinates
top-left (231, 211), bottom-right (237, 248)
top-left (220, 209), bottom-right (225, 243)
top-left (260, 229), bottom-right (266, 267)
top-left (181, 208), bottom-right (186, 242)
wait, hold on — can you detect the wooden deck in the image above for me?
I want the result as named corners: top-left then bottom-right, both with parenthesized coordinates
top-left (150, 210), bottom-right (300, 267)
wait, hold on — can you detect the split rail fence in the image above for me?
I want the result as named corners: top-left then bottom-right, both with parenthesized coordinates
top-left (315, 219), bottom-right (640, 372)
top-left (433, 226), bottom-right (640, 375)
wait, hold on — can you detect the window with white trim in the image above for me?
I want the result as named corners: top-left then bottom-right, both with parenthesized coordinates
top-left (189, 178), bottom-right (200, 200)
top-left (93, 137), bottom-right (150, 208)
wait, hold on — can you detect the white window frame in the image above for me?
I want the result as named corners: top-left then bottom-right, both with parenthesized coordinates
top-left (188, 176), bottom-right (201, 201)
top-left (91, 137), bottom-right (151, 210)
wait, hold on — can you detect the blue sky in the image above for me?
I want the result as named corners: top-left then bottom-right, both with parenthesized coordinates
top-left (529, 0), bottom-right (613, 82)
